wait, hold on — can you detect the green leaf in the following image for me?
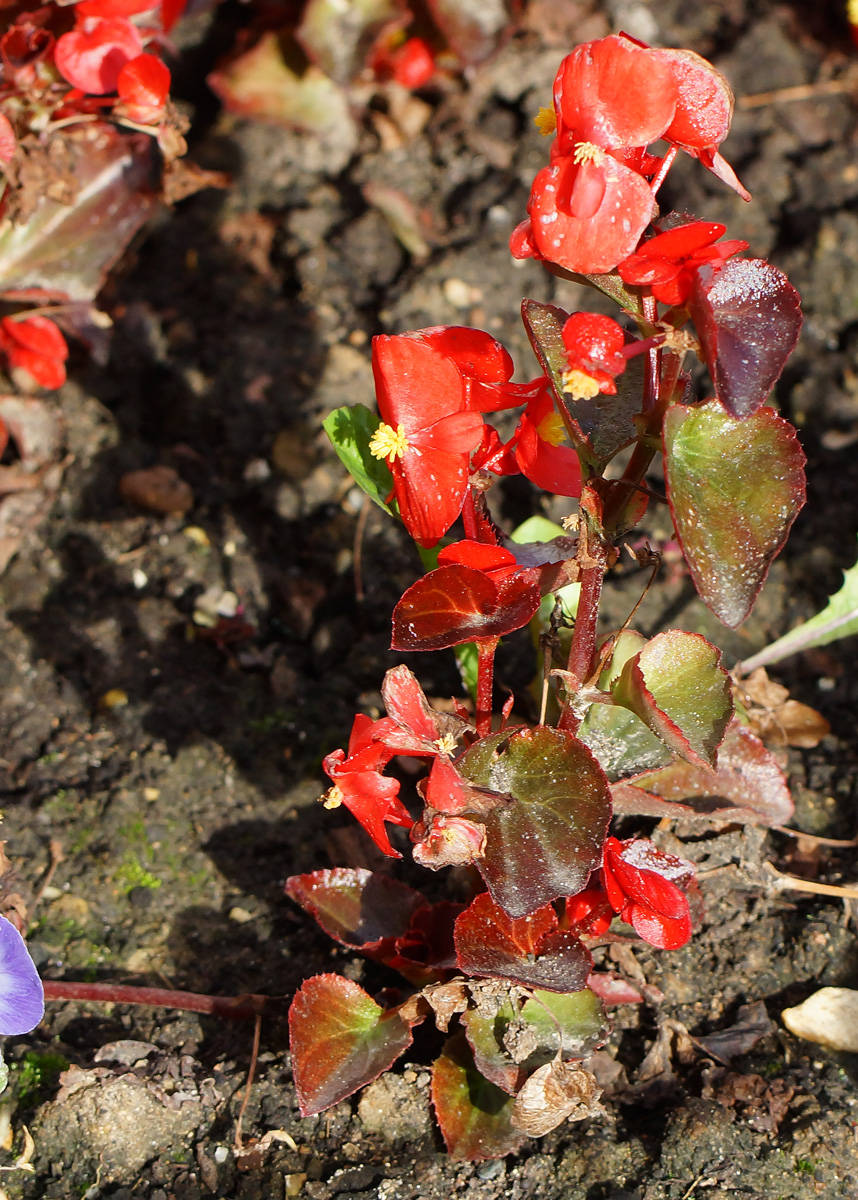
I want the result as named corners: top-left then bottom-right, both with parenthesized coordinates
top-left (457, 727), bottom-right (612, 918)
top-left (664, 401), bottom-right (806, 627)
top-left (431, 1033), bottom-right (525, 1160)
top-left (738, 537), bottom-right (858, 673)
top-left (509, 516), bottom-right (568, 545)
top-left (462, 988), bottom-right (607, 1095)
top-left (612, 718), bottom-right (794, 826)
top-left (578, 631), bottom-right (673, 779)
top-left (289, 974), bottom-right (413, 1116)
top-left (323, 404), bottom-right (395, 515)
top-left (611, 630), bottom-right (733, 769)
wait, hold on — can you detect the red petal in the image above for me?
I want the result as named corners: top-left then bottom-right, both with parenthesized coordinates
top-left (437, 540), bottom-right (517, 572)
top-left (527, 156), bottom-right (655, 275)
top-left (76, 0), bottom-right (160, 15)
top-left (423, 756), bottom-right (476, 816)
top-left (117, 53), bottom-right (170, 115)
top-left (0, 315), bottom-right (68, 359)
top-left (553, 36), bottom-right (677, 151)
top-left (337, 772), bottom-right (412, 859)
top-left (420, 326), bottom-right (513, 384)
top-left (410, 410), bottom-right (484, 455)
top-left (510, 219), bottom-right (537, 260)
top-left (624, 901), bottom-right (692, 949)
top-left (635, 221), bottom-right (726, 261)
top-left (514, 417), bottom-right (582, 497)
top-left (381, 664), bottom-right (441, 744)
top-left (0, 112), bottom-right (16, 163)
top-left (391, 448), bottom-right (470, 547)
top-left (7, 346), bottom-right (66, 389)
top-left (657, 48), bottom-right (734, 150)
top-left (54, 16), bottom-right (143, 94)
top-left (372, 333), bottom-right (466, 435)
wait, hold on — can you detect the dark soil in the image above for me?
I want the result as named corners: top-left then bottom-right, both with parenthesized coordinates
top-left (2, 1), bottom-right (858, 1197)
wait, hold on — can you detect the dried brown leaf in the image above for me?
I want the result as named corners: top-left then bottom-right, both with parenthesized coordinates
top-left (511, 1059), bottom-right (602, 1137)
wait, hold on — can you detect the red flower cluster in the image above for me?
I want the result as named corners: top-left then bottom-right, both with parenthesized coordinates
top-left (511, 35), bottom-right (748, 275)
top-left (566, 836), bottom-right (693, 949)
top-left (0, 315), bottom-right (69, 390)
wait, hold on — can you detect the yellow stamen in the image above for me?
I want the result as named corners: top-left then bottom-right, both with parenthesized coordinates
top-left (322, 785), bottom-right (344, 809)
top-left (849, 0), bottom-right (858, 24)
top-left (434, 733), bottom-right (457, 755)
top-left (562, 368), bottom-right (601, 400)
top-left (535, 410), bottom-right (567, 447)
top-left (572, 141), bottom-right (606, 166)
top-left (369, 422), bottom-right (410, 460)
top-left (534, 106), bottom-right (556, 137)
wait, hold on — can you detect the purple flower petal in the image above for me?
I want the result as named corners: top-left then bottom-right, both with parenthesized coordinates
top-left (0, 915), bottom-right (44, 1036)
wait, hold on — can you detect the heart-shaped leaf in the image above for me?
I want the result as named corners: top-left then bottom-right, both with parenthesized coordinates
top-left (289, 974), bottom-right (414, 1116)
top-left (688, 258), bottom-right (802, 419)
top-left (664, 401), bottom-right (806, 627)
top-left (285, 868), bottom-right (424, 951)
top-left (611, 630), bottom-right (733, 768)
top-left (578, 631), bottom-right (674, 780)
top-left (391, 564), bottom-right (540, 651)
top-left (431, 1032), bottom-right (525, 1160)
top-left (455, 893), bottom-right (592, 993)
top-left (462, 986), bottom-right (606, 1095)
top-left (611, 717), bottom-right (793, 826)
top-left (323, 404), bottom-right (395, 515)
top-left (0, 124), bottom-right (156, 302)
top-left (457, 727), bottom-right (612, 918)
top-left (521, 300), bottom-right (642, 468)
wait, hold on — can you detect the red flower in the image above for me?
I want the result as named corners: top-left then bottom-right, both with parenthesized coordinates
top-left (0, 315), bottom-right (68, 389)
top-left (512, 387), bottom-right (582, 496)
top-left (618, 221), bottom-right (749, 306)
top-left (116, 53), bottom-right (170, 123)
top-left (322, 714), bottom-right (413, 858)
top-left (371, 35), bottom-right (436, 89)
top-left (564, 886), bottom-right (613, 936)
top-left (601, 836), bottom-right (693, 949)
top-left (0, 113), bottom-right (15, 165)
top-left (369, 330), bottom-right (488, 547)
top-left (562, 312), bottom-right (626, 396)
top-left (54, 15), bottom-right (143, 94)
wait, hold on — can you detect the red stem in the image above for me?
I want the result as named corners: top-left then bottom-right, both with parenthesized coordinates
top-left (475, 638), bottom-right (498, 737)
top-left (42, 980), bottom-right (270, 1021)
top-left (558, 561), bottom-right (604, 734)
top-left (462, 487), bottom-right (479, 541)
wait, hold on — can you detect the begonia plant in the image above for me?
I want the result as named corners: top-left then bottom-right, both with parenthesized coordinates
top-left (295, 31), bottom-right (809, 1160)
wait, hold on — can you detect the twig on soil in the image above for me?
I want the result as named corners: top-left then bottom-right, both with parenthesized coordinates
top-left (30, 839), bottom-right (65, 915)
top-left (763, 862), bottom-right (858, 901)
top-left (233, 1011), bottom-right (262, 1153)
top-left (774, 825), bottom-right (858, 848)
top-left (42, 980), bottom-right (270, 1020)
top-left (740, 76), bottom-right (856, 109)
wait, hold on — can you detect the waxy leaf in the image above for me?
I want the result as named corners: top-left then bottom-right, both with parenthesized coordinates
top-left (289, 974), bottom-right (413, 1116)
top-left (431, 1032), bottom-right (525, 1160)
top-left (323, 404), bottom-right (395, 515)
top-left (688, 258), bottom-right (802, 419)
top-left (738, 536), bottom-right (858, 674)
top-left (285, 868), bottom-right (423, 951)
top-left (612, 630), bottom-right (732, 768)
top-left (391, 564), bottom-right (540, 651)
top-left (578, 631), bottom-right (673, 780)
top-left (463, 986), bottom-right (606, 1095)
top-left (664, 401), bottom-right (806, 627)
top-left (612, 717), bottom-right (793, 826)
top-left (521, 300), bottom-right (641, 468)
top-left (458, 727), bottom-right (612, 918)
top-left (455, 893), bottom-right (592, 993)
top-left (0, 124), bottom-right (155, 302)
